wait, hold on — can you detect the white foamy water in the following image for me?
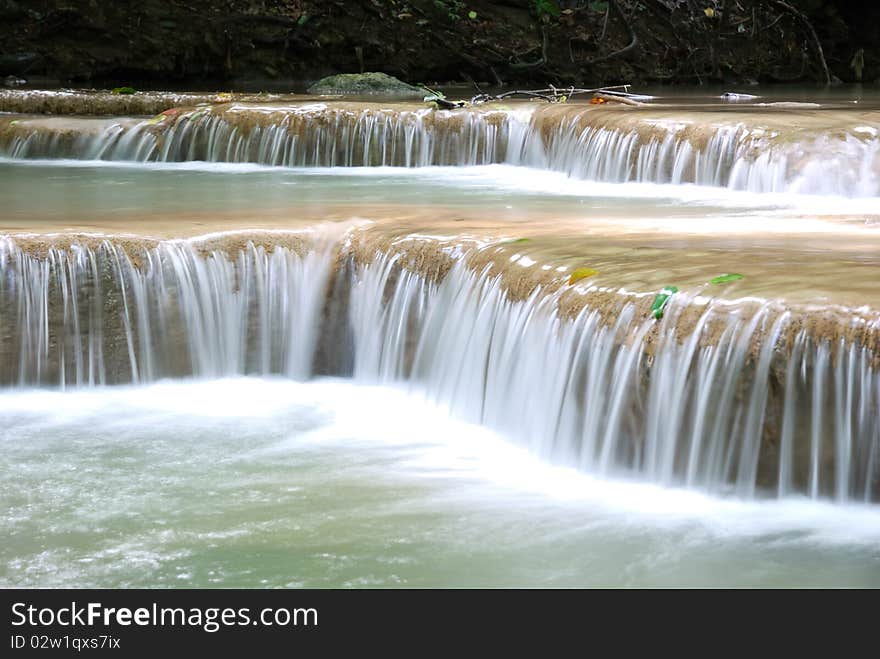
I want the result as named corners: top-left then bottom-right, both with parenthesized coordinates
top-left (1, 378), bottom-right (878, 587)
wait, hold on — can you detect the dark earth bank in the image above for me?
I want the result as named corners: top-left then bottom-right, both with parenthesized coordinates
top-left (1, 1), bottom-right (878, 90)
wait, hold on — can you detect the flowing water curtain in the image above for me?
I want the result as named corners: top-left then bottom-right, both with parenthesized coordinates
top-left (3, 105), bottom-right (879, 195)
top-left (40, 106), bottom-right (522, 167)
top-left (0, 239), bottom-right (333, 386)
top-left (344, 249), bottom-right (880, 501)
top-left (1, 236), bottom-right (878, 499)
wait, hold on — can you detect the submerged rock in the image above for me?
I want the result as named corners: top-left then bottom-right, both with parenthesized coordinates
top-left (307, 72), bottom-right (426, 98)
top-left (721, 92), bottom-right (759, 102)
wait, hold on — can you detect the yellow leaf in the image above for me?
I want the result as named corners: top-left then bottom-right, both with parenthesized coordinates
top-left (568, 268), bottom-right (599, 285)
top-left (704, 7), bottom-right (715, 17)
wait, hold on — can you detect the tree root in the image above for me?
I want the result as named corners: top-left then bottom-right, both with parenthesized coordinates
top-left (585, 0), bottom-right (639, 66)
top-left (509, 26), bottom-right (549, 70)
top-left (769, 0), bottom-right (831, 86)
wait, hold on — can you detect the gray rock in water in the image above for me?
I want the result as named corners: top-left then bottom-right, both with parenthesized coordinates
top-left (308, 72), bottom-right (426, 98)
top-left (721, 92), bottom-right (759, 102)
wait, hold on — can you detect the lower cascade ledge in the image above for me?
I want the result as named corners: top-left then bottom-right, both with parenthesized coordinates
top-left (1, 229), bottom-right (877, 503)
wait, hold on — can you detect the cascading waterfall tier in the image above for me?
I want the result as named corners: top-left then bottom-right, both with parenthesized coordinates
top-left (0, 233), bottom-right (332, 385)
top-left (1, 232), bottom-right (877, 502)
top-left (2, 101), bottom-right (879, 196)
top-left (0, 103), bottom-right (523, 167)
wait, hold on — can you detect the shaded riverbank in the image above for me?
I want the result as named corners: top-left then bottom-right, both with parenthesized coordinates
top-left (2, 1), bottom-right (879, 89)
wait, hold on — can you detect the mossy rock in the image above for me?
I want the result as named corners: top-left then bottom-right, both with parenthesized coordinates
top-left (307, 72), bottom-right (425, 98)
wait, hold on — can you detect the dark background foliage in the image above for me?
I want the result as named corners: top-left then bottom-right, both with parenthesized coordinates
top-left (1, 1), bottom-right (876, 88)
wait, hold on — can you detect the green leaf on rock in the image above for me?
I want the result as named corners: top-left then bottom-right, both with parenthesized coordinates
top-left (111, 86), bottom-right (136, 95)
top-left (709, 273), bottom-right (744, 285)
top-left (422, 85), bottom-right (446, 103)
top-left (651, 286), bottom-right (678, 320)
top-left (468, 11), bottom-right (478, 19)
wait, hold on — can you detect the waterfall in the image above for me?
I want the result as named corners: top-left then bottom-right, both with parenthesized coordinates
top-left (0, 104), bottom-right (519, 167)
top-left (2, 233), bottom-right (876, 502)
top-left (2, 102), bottom-right (879, 196)
top-left (0, 236), bottom-right (332, 385)
top-left (346, 249), bottom-right (880, 503)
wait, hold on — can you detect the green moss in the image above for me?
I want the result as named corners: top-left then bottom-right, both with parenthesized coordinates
top-left (307, 72), bottom-right (426, 98)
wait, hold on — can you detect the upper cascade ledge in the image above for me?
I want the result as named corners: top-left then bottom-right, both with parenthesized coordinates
top-left (2, 97), bottom-right (879, 197)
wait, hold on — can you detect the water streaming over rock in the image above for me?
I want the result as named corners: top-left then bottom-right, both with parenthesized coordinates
top-left (346, 249), bottom-right (880, 503)
top-left (1, 235), bottom-right (877, 502)
top-left (2, 102), bottom-right (879, 196)
top-left (0, 236), bottom-right (332, 385)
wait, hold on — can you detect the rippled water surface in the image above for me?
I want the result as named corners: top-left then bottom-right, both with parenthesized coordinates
top-left (2, 378), bottom-right (879, 588)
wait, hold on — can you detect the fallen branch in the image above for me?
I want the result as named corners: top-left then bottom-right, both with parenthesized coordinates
top-left (472, 84), bottom-right (633, 104)
top-left (426, 85), bottom-right (639, 110)
top-left (592, 92), bottom-right (645, 106)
